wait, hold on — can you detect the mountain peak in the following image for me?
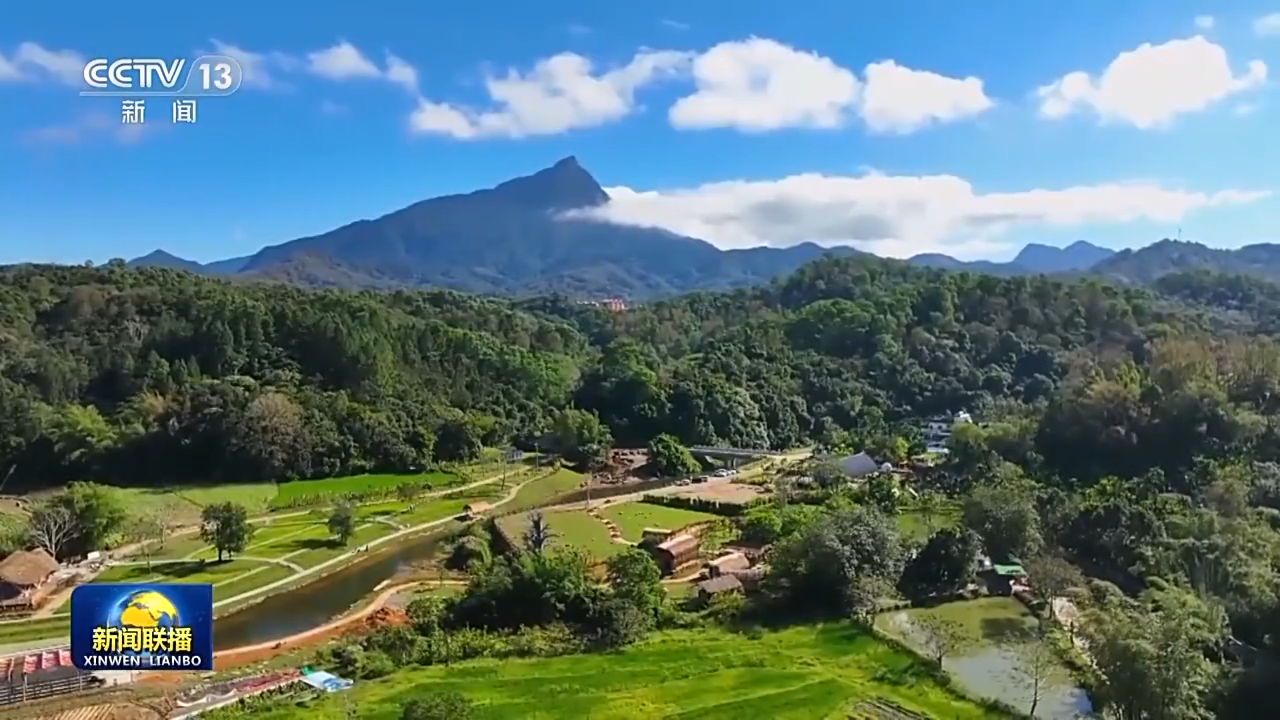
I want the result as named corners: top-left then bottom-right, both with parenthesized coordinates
top-left (490, 156), bottom-right (608, 212)
top-left (1012, 240), bottom-right (1115, 273)
top-left (127, 249), bottom-right (204, 271)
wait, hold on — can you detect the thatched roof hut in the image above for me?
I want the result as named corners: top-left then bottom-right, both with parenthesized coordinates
top-left (0, 549), bottom-right (58, 589)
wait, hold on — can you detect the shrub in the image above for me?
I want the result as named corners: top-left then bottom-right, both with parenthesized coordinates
top-left (640, 494), bottom-right (768, 517)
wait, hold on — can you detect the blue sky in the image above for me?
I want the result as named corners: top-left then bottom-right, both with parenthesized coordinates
top-left (4, 0), bottom-right (1280, 265)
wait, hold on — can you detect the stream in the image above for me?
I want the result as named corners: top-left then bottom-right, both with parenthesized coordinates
top-left (211, 476), bottom-right (688, 649)
top-left (211, 531), bottom-right (451, 650)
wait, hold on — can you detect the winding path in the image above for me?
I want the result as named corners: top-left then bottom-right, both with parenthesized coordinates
top-left (0, 466), bottom-right (547, 654)
top-left (106, 470), bottom-right (521, 560)
top-left (204, 470), bottom-right (546, 612)
top-left (109, 556), bottom-right (305, 573)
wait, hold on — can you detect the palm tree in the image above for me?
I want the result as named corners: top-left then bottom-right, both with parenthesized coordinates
top-left (522, 511), bottom-right (557, 554)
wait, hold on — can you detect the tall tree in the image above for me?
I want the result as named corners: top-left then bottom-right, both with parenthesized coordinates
top-left (962, 469), bottom-right (1042, 561)
top-left (915, 614), bottom-right (967, 666)
top-left (1081, 585), bottom-right (1222, 720)
top-left (199, 502), bottom-right (254, 562)
top-left (328, 502), bottom-right (356, 545)
top-left (523, 511), bottom-right (557, 554)
top-left (898, 528), bottom-right (980, 601)
top-left (27, 502), bottom-right (74, 560)
top-left (605, 547), bottom-right (664, 618)
top-left (1011, 631), bottom-right (1055, 719)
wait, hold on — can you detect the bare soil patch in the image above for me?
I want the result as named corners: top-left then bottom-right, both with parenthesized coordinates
top-left (668, 482), bottom-right (769, 505)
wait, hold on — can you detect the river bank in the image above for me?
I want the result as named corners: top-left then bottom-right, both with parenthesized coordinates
top-left (0, 466), bottom-right (580, 655)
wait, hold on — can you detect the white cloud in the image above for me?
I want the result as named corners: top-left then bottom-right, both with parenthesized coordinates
top-left (565, 171), bottom-right (1270, 259)
top-left (667, 38), bottom-right (992, 134)
top-left (1036, 35), bottom-right (1267, 129)
top-left (307, 41), bottom-right (382, 80)
top-left (669, 38), bottom-right (860, 132)
top-left (22, 112), bottom-right (149, 146)
top-left (300, 42), bottom-right (419, 94)
top-left (0, 53), bottom-right (20, 81)
top-left (0, 42), bottom-right (84, 85)
top-left (1255, 13), bottom-right (1280, 36)
top-left (1195, 15), bottom-right (1215, 30)
top-left (384, 53), bottom-right (419, 93)
top-left (661, 19), bottom-right (690, 31)
top-left (409, 49), bottom-right (691, 139)
top-left (206, 39), bottom-right (297, 89)
top-left (860, 61), bottom-right (993, 134)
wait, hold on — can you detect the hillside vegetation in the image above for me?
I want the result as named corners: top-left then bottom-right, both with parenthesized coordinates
top-left (7, 257), bottom-right (1280, 715)
top-left (0, 255), bottom-right (1203, 488)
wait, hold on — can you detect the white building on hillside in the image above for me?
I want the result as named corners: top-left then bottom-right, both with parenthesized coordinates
top-left (923, 411), bottom-right (972, 452)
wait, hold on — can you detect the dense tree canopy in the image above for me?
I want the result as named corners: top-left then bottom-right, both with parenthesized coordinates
top-left (19, 256), bottom-right (1280, 716)
top-left (0, 256), bottom-right (1199, 488)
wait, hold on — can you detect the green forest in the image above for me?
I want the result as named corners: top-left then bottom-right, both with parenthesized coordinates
top-left (7, 256), bottom-right (1280, 716)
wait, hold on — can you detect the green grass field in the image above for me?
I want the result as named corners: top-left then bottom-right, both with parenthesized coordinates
top-left (272, 471), bottom-right (460, 507)
top-left (498, 508), bottom-right (624, 561)
top-left (102, 484), bottom-right (278, 525)
top-left (501, 468), bottom-right (585, 513)
top-left (236, 624), bottom-right (1002, 719)
top-left (167, 483), bottom-right (278, 514)
top-left (42, 558), bottom-right (293, 616)
top-left (93, 558), bottom-right (275, 585)
top-left (212, 565), bottom-right (296, 601)
top-left (599, 502), bottom-right (720, 540)
top-left (145, 533), bottom-right (213, 561)
top-left (289, 523), bottom-right (392, 568)
top-left (0, 616), bottom-right (69, 646)
top-left (895, 497), bottom-right (962, 543)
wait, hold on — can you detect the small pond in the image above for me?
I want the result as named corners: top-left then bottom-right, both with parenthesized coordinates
top-left (877, 597), bottom-right (1094, 719)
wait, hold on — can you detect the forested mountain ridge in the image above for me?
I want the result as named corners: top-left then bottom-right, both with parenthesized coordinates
top-left (8, 256), bottom-right (1280, 713)
top-left (1094, 239), bottom-right (1280, 285)
top-left (0, 254), bottom-right (1216, 491)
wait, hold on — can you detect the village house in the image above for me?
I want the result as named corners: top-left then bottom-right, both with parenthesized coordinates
top-left (462, 501), bottom-right (491, 519)
top-left (978, 562), bottom-right (1027, 596)
top-left (0, 549), bottom-right (60, 614)
top-left (726, 565), bottom-right (766, 591)
top-left (652, 533), bottom-right (700, 575)
top-left (696, 575), bottom-right (743, 605)
top-left (704, 551), bottom-right (768, 591)
top-left (923, 411), bottom-right (972, 453)
top-left (706, 551), bottom-right (751, 578)
top-left (640, 527), bottom-right (673, 544)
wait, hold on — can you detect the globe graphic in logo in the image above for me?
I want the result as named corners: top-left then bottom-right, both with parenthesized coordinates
top-left (108, 590), bottom-right (181, 663)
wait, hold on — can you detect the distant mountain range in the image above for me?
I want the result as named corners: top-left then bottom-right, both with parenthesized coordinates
top-left (907, 240), bottom-right (1116, 276)
top-left (122, 158), bottom-right (1280, 298)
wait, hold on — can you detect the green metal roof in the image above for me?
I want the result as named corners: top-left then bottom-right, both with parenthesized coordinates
top-left (992, 564), bottom-right (1026, 576)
